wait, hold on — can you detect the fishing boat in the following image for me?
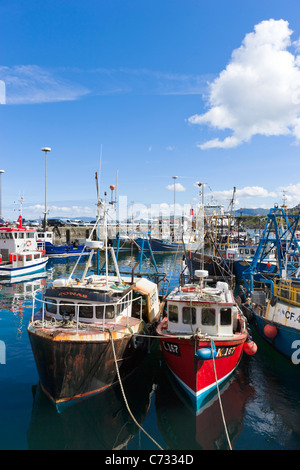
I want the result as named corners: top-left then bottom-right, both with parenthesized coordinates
top-left (134, 236), bottom-right (184, 253)
top-left (242, 278), bottom-right (300, 362)
top-left (226, 243), bottom-right (278, 281)
top-left (27, 191), bottom-right (164, 410)
top-left (27, 349), bottom-right (157, 450)
top-left (241, 205), bottom-right (300, 362)
top-left (37, 231), bottom-right (91, 258)
top-left (0, 216), bottom-right (48, 278)
top-left (155, 359), bottom-right (255, 450)
top-left (156, 269), bottom-right (256, 410)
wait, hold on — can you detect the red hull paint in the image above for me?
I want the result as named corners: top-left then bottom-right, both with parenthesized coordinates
top-left (157, 319), bottom-right (247, 406)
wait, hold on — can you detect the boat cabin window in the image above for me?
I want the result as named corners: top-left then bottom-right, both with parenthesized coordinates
top-left (201, 307), bottom-right (215, 326)
top-left (26, 233), bottom-right (35, 239)
top-left (166, 301), bottom-right (234, 336)
top-left (26, 254), bottom-right (32, 261)
top-left (182, 306), bottom-right (196, 324)
top-left (168, 304), bottom-right (178, 323)
top-left (59, 301), bottom-right (76, 317)
top-left (220, 307), bottom-right (232, 325)
top-left (116, 301), bottom-right (129, 315)
top-left (18, 233), bottom-right (24, 239)
top-left (78, 304), bottom-right (93, 319)
top-left (45, 298), bottom-right (57, 314)
top-left (34, 253), bottom-right (40, 259)
top-left (44, 297), bottom-right (116, 321)
top-left (96, 304), bottom-right (115, 319)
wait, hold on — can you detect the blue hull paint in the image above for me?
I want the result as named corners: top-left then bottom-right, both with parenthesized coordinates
top-left (234, 259), bottom-right (277, 281)
top-left (135, 237), bottom-right (183, 253)
top-left (43, 242), bottom-right (90, 257)
top-left (167, 364), bottom-right (235, 411)
top-left (253, 312), bottom-right (299, 361)
top-left (0, 260), bottom-right (47, 278)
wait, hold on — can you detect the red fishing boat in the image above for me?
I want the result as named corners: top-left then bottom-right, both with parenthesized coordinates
top-left (156, 270), bottom-right (257, 410)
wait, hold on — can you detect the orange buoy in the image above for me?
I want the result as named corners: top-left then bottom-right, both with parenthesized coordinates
top-left (264, 323), bottom-right (278, 339)
top-left (243, 340), bottom-right (257, 355)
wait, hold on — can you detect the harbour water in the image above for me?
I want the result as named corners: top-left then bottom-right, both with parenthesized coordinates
top-left (0, 252), bottom-right (300, 451)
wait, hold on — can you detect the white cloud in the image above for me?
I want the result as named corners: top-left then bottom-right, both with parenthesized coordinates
top-left (237, 186), bottom-right (277, 198)
top-left (211, 186), bottom-right (277, 199)
top-left (0, 65), bottom-right (90, 104)
top-left (166, 183), bottom-right (186, 192)
top-left (278, 182), bottom-right (300, 206)
top-left (208, 185), bottom-right (278, 208)
top-left (0, 80), bottom-right (5, 104)
top-left (188, 19), bottom-right (300, 148)
top-left (26, 203), bottom-right (94, 217)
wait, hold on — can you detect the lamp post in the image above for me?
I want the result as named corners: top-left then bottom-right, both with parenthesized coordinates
top-left (0, 170), bottom-right (4, 220)
top-left (172, 176), bottom-right (178, 240)
top-left (41, 147), bottom-right (51, 231)
top-left (172, 175), bottom-right (178, 221)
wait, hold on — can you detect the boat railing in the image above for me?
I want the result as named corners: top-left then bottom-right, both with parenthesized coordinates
top-left (31, 290), bottom-right (144, 334)
top-left (273, 278), bottom-right (300, 306)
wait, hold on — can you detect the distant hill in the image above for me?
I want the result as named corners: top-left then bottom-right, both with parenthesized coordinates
top-left (234, 208), bottom-right (270, 216)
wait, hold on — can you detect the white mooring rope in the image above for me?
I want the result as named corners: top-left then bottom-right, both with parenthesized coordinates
top-left (211, 338), bottom-right (232, 450)
top-left (109, 330), bottom-right (163, 450)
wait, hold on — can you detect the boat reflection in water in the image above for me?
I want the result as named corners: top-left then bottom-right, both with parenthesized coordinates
top-left (155, 362), bottom-right (255, 450)
top-left (27, 347), bottom-right (160, 450)
top-left (0, 272), bottom-right (49, 339)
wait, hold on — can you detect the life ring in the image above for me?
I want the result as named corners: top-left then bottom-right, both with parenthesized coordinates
top-left (182, 285), bottom-right (197, 293)
top-left (26, 240), bottom-right (32, 247)
top-left (227, 253), bottom-right (234, 259)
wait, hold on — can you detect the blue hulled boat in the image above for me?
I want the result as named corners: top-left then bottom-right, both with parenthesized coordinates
top-left (134, 236), bottom-right (184, 253)
top-left (241, 205), bottom-right (300, 363)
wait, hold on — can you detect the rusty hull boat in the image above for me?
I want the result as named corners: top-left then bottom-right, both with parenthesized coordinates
top-left (27, 215), bottom-right (162, 411)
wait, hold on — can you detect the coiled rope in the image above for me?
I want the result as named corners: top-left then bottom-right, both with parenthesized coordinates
top-left (108, 329), bottom-right (163, 450)
top-left (210, 338), bottom-right (232, 450)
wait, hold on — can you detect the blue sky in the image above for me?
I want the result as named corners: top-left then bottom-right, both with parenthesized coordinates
top-left (1, 0), bottom-right (300, 221)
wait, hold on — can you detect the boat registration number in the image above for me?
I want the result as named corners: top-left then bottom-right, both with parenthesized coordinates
top-left (162, 341), bottom-right (181, 356)
top-left (216, 346), bottom-right (236, 358)
top-left (188, 302), bottom-right (214, 307)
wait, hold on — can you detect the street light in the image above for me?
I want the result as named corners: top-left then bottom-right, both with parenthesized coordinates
top-left (41, 147), bottom-right (51, 230)
top-left (0, 170), bottom-right (4, 220)
top-left (172, 176), bottom-right (178, 240)
top-left (172, 176), bottom-right (178, 221)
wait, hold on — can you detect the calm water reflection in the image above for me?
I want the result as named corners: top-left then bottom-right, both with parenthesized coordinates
top-left (0, 252), bottom-right (299, 450)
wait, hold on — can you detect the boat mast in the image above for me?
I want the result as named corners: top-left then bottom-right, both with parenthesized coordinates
top-left (195, 182), bottom-right (205, 270)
